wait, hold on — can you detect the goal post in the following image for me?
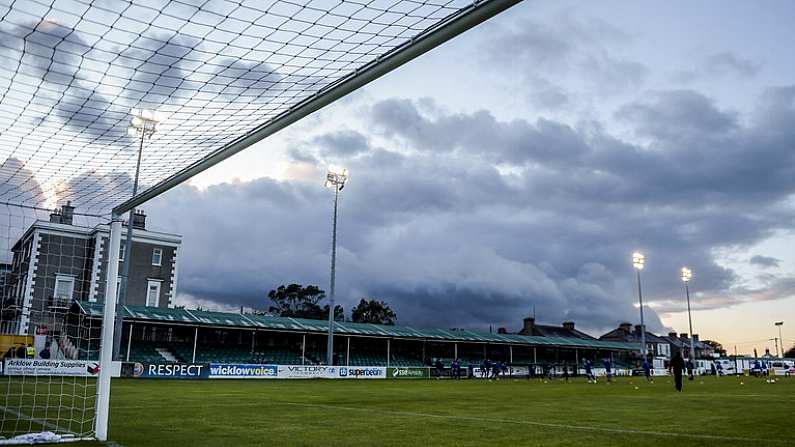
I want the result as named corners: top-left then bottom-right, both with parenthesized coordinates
top-left (93, 217), bottom-right (122, 441)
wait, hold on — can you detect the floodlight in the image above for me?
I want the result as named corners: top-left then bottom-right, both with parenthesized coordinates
top-left (681, 267), bottom-right (692, 282)
top-left (129, 108), bottom-right (162, 139)
top-left (632, 252), bottom-right (644, 270)
top-left (324, 167), bottom-right (349, 190)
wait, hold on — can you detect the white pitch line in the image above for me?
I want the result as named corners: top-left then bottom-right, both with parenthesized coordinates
top-left (0, 405), bottom-right (67, 434)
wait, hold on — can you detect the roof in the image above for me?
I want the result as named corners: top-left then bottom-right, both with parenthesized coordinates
top-left (76, 302), bottom-right (639, 351)
top-left (600, 328), bottom-right (667, 344)
top-left (14, 219), bottom-right (181, 251)
top-left (532, 324), bottom-right (596, 340)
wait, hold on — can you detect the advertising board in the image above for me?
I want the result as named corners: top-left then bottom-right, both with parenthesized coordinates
top-left (277, 365), bottom-right (386, 379)
top-left (4, 359), bottom-right (100, 377)
top-left (338, 366), bottom-right (386, 379)
top-left (208, 363), bottom-right (278, 379)
top-left (387, 367), bottom-right (429, 378)
top-left (129, 362), bottom-right (209, 379)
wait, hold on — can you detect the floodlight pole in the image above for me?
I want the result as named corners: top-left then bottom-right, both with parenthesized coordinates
top-left (112, 124), bottom-right (146, 360)
top-left (326, 185), bottom-right (340, 366)
top-left (775, 322), bottom-right (784, 359)
top-left (684, 281), bottom-right (696, 363)
top-left (636, 269), bottom-right (647, 360)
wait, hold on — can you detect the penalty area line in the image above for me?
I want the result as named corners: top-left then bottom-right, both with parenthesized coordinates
top-left (275, 401), bottom-right (792, 444)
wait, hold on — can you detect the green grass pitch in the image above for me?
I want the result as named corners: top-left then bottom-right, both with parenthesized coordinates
top-left (5, 376), bottom-right (795, 446)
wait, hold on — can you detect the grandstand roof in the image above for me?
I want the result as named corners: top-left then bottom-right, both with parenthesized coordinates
top-left (77, 302), bottom-right (639, 351)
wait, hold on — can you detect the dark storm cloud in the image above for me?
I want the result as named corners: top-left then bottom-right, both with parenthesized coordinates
top-left (140, 88), bottom-right (795, 334)
top-left (312, 130), bottom-right (371, 157)
top-left (0, 157), bottom-right (46, 206)
top-left (0, 21), bottom-right (124, 138)
top-left (615, 90), bottom-right (738, 141)
top-left (370, 98), bottom-right (589, 165)
top-left (750, 255), bottom-right (780, 268)
top-left (705, 52), bottom-right (761, 78)
top-left (0, 19), bottom-right (305, 142)
top-left (481, 15), bottom-right (646, 96)
top-left (56, 170), bottom-right (133, 211)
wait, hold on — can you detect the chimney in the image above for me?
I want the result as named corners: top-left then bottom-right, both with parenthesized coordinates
top-left (692, 334), bottom-right (699, 342)
top-left (497, 327), bottom-right (507, 334)
top-left (619, 322), bottom-right (632, 333)
top-left (49, 210), bottom-right (62, 224)
top-left (634, 324), bottom-right (643, 335)
top-left (522, 317), bottom-right (535, 335)
top-left (668, 332), bottom-right (677, 338)
top-left (562, 321), bottom-right (575, 331)
top-left (131, 210), bottom-right (146, 230)
top-left (60, 201), bottom-right (74, 225)
top-left (680, 333), bottom-right (688, 339)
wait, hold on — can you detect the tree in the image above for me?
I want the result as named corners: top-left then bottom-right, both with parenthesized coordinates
top-left (702, 339), bottom-right (727, 356)
top-left (351, 298), bottom-right (397, 325)
top-left (323, 304), bottom-right (345, 322)
top-left (267, 284), bottom-right (344, 321)
top-left (268, 284), bottom-right (326, 319)
top-left (784, 344), bottom-right (795, 358)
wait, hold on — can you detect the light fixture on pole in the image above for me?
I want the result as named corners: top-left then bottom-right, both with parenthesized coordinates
top-left (632, 252), bottom-right (647, 360)
top-left (324, 167), bottom-right (348, 366)
top-left (681, 267), bottom-right (696, 363)
top-left (775, 321), bottom-right (784, 359)
top-left (112, 108), bottom-right (162, 360)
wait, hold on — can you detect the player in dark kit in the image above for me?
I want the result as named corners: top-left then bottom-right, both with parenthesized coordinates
top-left (671, 351), bottom-right (685, 392)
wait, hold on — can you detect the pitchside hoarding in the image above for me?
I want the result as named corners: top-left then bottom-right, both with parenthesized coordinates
top-left (4, 359), bottom-right (101, 377)
top-left (387, 367), bottom-right (430, 378)
top-left (128, 362), bottom-right (209, 379)
top-left (122, 363), bottom-right (390, 379)
top-left (277, 365), bottom-right (387, 379)
top-left (209, 363), bottom-right (278, 379)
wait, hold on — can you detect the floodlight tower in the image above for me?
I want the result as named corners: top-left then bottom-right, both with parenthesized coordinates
top-left (775, 322), bottom-right (784, 358)
top-left (324, 167), bottom-right (348, 366)
top-left (681, 267), bottom-right (696, 363)
top-left (112, 109), bottom-right (161, 360)
top-left (632, 252), bottom-right (647, 359)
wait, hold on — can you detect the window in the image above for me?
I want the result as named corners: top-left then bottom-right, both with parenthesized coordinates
top-left (119, 243), bottom-right (125, 262)
top-left (152, 248), bottom-right (162, 266)
top-left (53, 275), bottom-right (75, 307)
top-left (146, 280), bottom-right (161, 307)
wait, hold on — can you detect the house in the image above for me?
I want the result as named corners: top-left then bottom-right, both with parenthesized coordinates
top-left (599, 323), bottom-right (671, 359)
top-left (0, 202), bottom-right (181, 336)
top-left (659, 332), bottom-right (714, 359)
top-left (518, 317), bottom-right (596, 340)
top-left (671, 333), bottom-right (714, 359)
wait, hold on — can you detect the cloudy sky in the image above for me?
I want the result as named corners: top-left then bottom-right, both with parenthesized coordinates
top-left (2, 0), bottom-right (794, 355)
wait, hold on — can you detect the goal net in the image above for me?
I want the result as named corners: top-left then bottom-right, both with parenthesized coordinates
top-left (0, 203), bottom-right (104, 442)
top-left (0, 0), bottom-right (518, 442)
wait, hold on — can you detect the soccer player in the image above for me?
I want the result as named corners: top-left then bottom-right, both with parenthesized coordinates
top-left (642, 358), bottom-right (652, 382)
top-left (452, 358), bottom-right (461, 379)
top-left (584, 359), bottom-right (595, 383)
top-left (671, 351), bottom-right (685, 392)
top-left (602, 358), bottom-right (612, 383)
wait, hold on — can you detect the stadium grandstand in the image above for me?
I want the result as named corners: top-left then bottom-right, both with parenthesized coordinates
top-left (67, 302), bottom-right (638, 369)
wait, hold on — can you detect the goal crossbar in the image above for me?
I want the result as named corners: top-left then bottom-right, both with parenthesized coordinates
top-left (112, 0), bottom-right (522, 216)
